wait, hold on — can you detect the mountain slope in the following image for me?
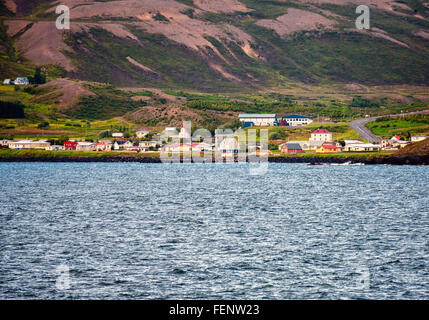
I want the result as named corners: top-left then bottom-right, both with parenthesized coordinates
top-left (1, 0), bottom-right (429, 91)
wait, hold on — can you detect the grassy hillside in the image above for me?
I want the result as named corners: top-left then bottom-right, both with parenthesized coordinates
top-left (65, 84), bottom-right (145, 120)
top-left (367, 114), bottom-right (429, 138)
top-left (0, 0), bottom-right (428, 134)
top-left (64, 27), bottom-right (246, 91)
top-left (0, 0), bottom-right (428, 90)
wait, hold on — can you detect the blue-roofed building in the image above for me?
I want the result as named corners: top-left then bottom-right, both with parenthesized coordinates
top-left (281, 114), bottom-right (313, 127)
top-left (14, 77), bottom-right (29, 85)
top-left (238, 114), bottom-right (278, 127)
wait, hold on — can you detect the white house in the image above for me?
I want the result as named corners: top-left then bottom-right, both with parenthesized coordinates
top-left (215, 133), bottom-right (236, 150)
top-left (343, 143), bottom-right (381, 152)
top-left (136, 130), bottom-right (150, 139)
top-left (139, 141), bottom-right (160, 150)
top-left (96, 141), bottom-right (112, 151)
top-left (162, 143), bottom-right (192, 153)
top-left (46, 145), bottom-right (65, 151)
top-left (411, 135), bottom-right (428, 143)
top-left (0, 139), bottom-right (11, 146)
top-left (382, 136), bottom-right (410, 150)
top-left (14, 77), bottom-right (29, 85)
top-left (164, 127), bottom-right (177, 134)
top-left (282, 114), bottom-right (313, 127)
top-left (179, 126), bottom-right (191, 139)
top-left (238, 114), bottom-right (278, 126)
top-left (76, 142), bottom-right (96, 151)
top-left (113, 141), bottom-right (133, 150)
top-left (218, 137), bottom-right (239, 154)
top-left (192, 142), bottom-right (214, 152)
top-left (160, 127), bottom-right (178, 142)
top-left (112, 132), bottom-right (124, 138)
top-left (8, 140), bottom-right (50, 149)
top-left (310, 129), bottom-right (332, 142)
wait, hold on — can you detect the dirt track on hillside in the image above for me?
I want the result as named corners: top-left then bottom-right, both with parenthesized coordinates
top-left (38, 78), bottom-right (95, 110)
top-left (256, 8), bottom-right (336, 37)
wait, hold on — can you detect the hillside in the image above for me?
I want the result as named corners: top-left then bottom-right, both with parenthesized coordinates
top-left (1, 0), bottom-right (429, 91)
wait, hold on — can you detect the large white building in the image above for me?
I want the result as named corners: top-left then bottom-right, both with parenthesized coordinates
top-left (8, 140), bottom-right (50, 149)
top-left (76, 142), bottom-right (96, 151)
top-left (282, 114), bottom-right (313, 127)
top-left (310, 129), bottom-right (332, 142)
top-left (238, 114), bottom-right (278, 127)
top-left (343, 140), bottom-right (381, 152)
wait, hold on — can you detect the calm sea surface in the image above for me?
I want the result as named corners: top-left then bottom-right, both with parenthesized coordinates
top-left (0, 162), bottom-right (428, 299)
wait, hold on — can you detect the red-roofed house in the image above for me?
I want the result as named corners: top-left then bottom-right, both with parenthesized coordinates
top-left (96, 142), bottom-right (112, 151)
top-left (279, 143), bottom-right (303, 154)
top-left (391, 135), bottom-right (401, 141)
top-left (316, 143), bottom-right (340, 153)
top-left (64, 141), bottom-right (77, 150)
top-left (310, 129), bottom-right (332, 142)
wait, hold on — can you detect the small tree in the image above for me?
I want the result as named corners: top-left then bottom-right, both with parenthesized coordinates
top-left (58, 135), bottom-right (69, 145)
top-left (37, 121), bottom-right (50, 128)
top-left (224, 119), bottom-right (243, 130)
top-left (405, 131), bottom-right (411, 141)
top-left (31, 67), bottom-right (46, 84)
top-left (269, 143), bottom-right (278, 151)
top-left (98, 130), bottom-right (111, 139)
top-left (269, 132), bottom-right (282, 140)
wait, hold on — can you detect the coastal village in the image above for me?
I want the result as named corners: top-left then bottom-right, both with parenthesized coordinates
top-left (1, 113), bottom-right (427, 157)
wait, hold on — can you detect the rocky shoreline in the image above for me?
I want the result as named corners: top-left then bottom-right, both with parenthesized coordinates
top-left (0, 155), bottom-right (427, 165)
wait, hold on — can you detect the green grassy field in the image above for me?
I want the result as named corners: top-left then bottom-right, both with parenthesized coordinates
top-left (367, 114), bottom-right (429, 138)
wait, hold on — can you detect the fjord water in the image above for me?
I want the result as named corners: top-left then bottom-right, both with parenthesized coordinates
top-left (0, 162), bottom-right (428, 299)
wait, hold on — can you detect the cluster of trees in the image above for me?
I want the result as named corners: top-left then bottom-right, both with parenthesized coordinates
top-left (187, 100), bottom-right (257, 113)
top-left (37, 121), bottom-right (50, 128)
top-left (350, 96), bottom-right (380, 108)
top-left (0, 101), bottom-right (25, 118)
top-left (187, 98), bottom-right (361, 119)
top-left (47, 135), bottom-right (69, 146)
top-left (29, 67), bottom-right (47, 85)
top-left (269, 130), bottom-right (289, 141)
top-left (222, 119), bottom-right (242, 131)
top-left (0, 134), bottom-right (14, 140)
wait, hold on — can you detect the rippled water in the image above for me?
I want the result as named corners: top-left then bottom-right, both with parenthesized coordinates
top-left (0, 162), bottom-right (428, 299)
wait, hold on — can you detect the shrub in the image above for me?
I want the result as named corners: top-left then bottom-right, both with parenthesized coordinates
top-left (98, 130), bottom-right (111, 138)
top-left (153, 12), bottom-right (169, 22)
top-left (37, 121), bottom-right (50, 128)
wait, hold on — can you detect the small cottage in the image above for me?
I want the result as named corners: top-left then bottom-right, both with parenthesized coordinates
top-left (280, 143), bottom-right (303, 154)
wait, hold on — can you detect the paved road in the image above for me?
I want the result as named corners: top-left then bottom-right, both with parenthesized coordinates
top-left (349, 110), bottom-right (429, 143)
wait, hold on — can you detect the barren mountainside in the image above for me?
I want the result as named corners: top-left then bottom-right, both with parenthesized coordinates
top-left (1, 0), bottom-right (429, 90)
